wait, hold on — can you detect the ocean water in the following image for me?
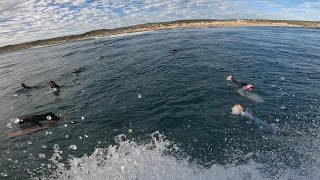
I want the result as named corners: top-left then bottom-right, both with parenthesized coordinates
top-left (0, 26), bottom-right (320, 179)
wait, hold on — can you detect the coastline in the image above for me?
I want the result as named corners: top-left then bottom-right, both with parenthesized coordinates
top-left (1, 19), bottom-right (319, 54)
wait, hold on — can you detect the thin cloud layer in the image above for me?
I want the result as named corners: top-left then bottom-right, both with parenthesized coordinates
top-left (0, 0), bottom-right (319, 46)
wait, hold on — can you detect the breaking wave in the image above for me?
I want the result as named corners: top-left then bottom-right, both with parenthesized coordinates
top-left (40, 131), bottom-right (320, 180)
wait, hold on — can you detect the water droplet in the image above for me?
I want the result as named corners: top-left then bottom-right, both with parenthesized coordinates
top-left (128, 129), bottom-right (132, 133)
top-left (27, 141), bottom-right (32, 145)
top-left (14, 94), bottom-right (18, 97)
top-left (84, 135), bottom-right (88, 138)
top-left (65, 135), bottom-right (69, 138)
top-left (68, 145), bottom-right (77, 150)
top-left (39, 153), bottom-right (46, 159)
top-left (280, 106), bottom-right (286, 109)
top-left (53, 144), bottom-right (60, 150)
top-left (79, 136), bottom-right (83, 139)
top-left (1, 173), bottom-right (8, 177)
top-left (280, 77), bottom-right (285, 80)
top-left (64, 124), bottom-right (68, 127)
top-left (42, 145), bottom-right (47, 148)
top-left (137, 94), bottom-right (141, 98)
top-left (120, 166), bottom-right (125, 172)
top-left (81, 117), bottom-right (84, 120)
top-left (276, 119), bottom-right (280, 122)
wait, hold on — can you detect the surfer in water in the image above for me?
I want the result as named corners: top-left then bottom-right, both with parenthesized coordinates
top-left (231, 104), bottom-right (269, 127)
top-left (227, 75), bottom-right (264, 102)
top-left (14, 112), bottom-right (59, 127)
top-left (70, 68), bottom-right (84, 75)
top-left (49, 81), bottom-right (60, 91)
top-left (227, 75), bottom-right (254, 91)
top-left (230, 104), bottom-right (297, 136)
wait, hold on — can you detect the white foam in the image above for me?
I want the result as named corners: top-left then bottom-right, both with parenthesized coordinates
top-left (231, 106), bottom-right (245, 116)
top-left (68, 145), bottom-right (77, 150)
top-left (47, 131), bottom-right (320, 180)
top-left (95, 30), bottom-right (155, 40)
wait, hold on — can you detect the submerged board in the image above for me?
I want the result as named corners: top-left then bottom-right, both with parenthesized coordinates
top-left (237, 89), bottom-right (265, 103)
top-left (8, 125), bottom-right (49, 137)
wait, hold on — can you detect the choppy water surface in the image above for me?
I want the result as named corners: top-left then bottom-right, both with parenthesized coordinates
top-left (0, 27), bottom-right (320, 179)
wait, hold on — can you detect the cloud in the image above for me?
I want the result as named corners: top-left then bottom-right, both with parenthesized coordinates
top-left (0, 0), bottom-right (29, 13)
top-left (300, 1), bottom-right (320, 8)
top-left (0, 0), bottom-right (320, 47)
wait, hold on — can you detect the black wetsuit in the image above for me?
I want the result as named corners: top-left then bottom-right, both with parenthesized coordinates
top-left (243, 110), bottom-right (281, 134)
top-left (230, 77), bottom-right (248, 89)
top-left (71, 68), bottom-right (84, 74)
top-left (21, 83), bottom-right (33, 90)
top-left (18, 112), bottom-right (59, 127)
top-left (49, 81), bottom-right (60, 90)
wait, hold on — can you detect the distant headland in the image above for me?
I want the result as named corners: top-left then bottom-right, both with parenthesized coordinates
top-left (1, 19), bottom-right (319, 54)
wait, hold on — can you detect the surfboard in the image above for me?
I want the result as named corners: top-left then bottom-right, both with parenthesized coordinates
top-left (8, 125), bottom-right (49, 137)
top-left (237, 89), bottom-right (265, 103)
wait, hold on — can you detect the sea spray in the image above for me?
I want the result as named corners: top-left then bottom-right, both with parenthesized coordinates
top-left (50, 132), bottom-right (266, 180)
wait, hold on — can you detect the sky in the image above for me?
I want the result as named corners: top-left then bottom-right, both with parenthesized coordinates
top-left (0, 0), bottom-right (320, 46)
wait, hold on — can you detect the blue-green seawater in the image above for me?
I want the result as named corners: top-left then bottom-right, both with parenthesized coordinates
top-left (0, 27), bottom-right (320, 179)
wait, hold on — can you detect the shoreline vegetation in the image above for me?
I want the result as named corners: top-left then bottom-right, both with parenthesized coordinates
top-left (1, 19), bottom-right (319, 54)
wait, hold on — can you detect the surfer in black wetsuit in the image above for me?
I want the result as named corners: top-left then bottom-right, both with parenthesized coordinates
top-left (230, 104), bottom-right (296, 135)
top-left (70, 68), bottom-right (84, 75)
top-left (14, 112), bottom-right (59, 127)
top-left (49, 81), bottom-right (60, 90)
top-left (227, 75), bottom-right (254, 91)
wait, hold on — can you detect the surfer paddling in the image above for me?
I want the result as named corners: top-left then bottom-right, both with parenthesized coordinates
top-left (14, 112), bottom-right (59, 127)
top-left (230, 104), bottom-right (297, 136)
top-left (227, 75), bottom-right (264, 102)
top-left (70, 68), bottom-right (84, 75)
top-left (231, 104), bottom-right (269, 127)
top-left (227, 75), bottom-right (254, 91)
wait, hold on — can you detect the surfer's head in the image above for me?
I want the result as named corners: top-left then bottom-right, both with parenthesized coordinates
top-left (21, 83), bottom-right (27, 88)
top-left (245, 84), bottom-right (254, 91)
top-left (45, 112), bottom-right (59, 121)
